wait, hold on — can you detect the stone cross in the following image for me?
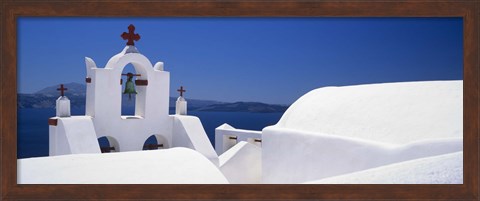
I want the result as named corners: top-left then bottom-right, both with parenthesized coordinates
top-left (177, 86), bottom-right (186, 97)
top-left (57, 84), bottom-right (68, 96)
top-left (121, 24), bottom-right (141, 46)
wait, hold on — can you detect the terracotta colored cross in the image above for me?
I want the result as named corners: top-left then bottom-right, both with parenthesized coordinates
top-left (177, 86), bottom-right (186, 97)
top-left (121, 24), bottom-right (141, 46)
top-left (57, 84), bottom-right (68, 96)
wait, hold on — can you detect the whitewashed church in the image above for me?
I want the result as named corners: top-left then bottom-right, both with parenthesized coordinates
top-left (18, 25), bottom-right (463, 184)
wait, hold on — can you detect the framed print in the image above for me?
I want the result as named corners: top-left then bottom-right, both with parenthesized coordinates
top-left (1, 0), bottom-right (478, 200)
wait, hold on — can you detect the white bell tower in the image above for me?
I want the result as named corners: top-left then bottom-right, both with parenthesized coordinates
top-left (84, 24), bottom-right (172, 152)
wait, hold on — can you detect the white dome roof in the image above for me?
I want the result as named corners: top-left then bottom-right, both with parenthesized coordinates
top-left (277, 81), bottom-right (463, 144)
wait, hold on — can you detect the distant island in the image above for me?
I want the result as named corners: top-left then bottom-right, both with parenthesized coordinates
top-left (18, 83), bottom-right (289, 113)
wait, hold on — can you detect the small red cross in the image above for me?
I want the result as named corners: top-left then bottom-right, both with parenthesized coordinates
top-left (177, 86), bottom-right (186, 97)
top-left (121, 24), bottom-right (141, 46)
top-left (57, 84), bottom-right (68, 96)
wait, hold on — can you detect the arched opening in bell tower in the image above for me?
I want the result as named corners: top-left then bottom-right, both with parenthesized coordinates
top-left (119, 62), bottom-right (148, 119)
top-left (121, 64), bottom-right (137, 116)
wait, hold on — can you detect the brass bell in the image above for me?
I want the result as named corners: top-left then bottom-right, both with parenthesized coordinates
top-left (122, 73), bottom-right (138, 100)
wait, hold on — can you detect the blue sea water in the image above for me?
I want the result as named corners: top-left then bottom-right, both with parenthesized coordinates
top-left (17, 107), bottom-right (283, 159)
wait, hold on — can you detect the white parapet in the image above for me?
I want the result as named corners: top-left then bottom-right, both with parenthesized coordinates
top-left (172, 115), bottom-right (219, 166)
top-left (215, 123), bottom-right (262, 155)
top-left (49, 116), bottom-right (101, 156)
top-left (218, 141), bottom-right (262, 184)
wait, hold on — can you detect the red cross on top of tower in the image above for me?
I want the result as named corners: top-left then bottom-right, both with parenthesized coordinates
top-left (177, 86), bottom-right (186, 97)
top-left (121, 24), bottom-right (141, 46)
top-left (57, 84), bottom-right (68, 96)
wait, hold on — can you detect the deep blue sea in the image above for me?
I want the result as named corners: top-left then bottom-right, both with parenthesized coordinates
top-left (17, 107), bottom-right (283, 159)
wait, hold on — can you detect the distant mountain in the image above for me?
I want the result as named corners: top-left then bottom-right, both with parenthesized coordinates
top-left (196, 102), bottom-right (288, 113)
top-left (168, 97), bottom-right (222, 110)
top-left (34, 82), bottom-right (86, 97)
top-left (18, 93), bottom-right (86, 109)
top-left (18, 83), bottom-right (288, 113)
top-left (18, 83), bottom-right (87, 109)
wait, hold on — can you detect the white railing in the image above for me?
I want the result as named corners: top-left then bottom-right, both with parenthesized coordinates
top-left (215, 123), bottom-right (262, 155)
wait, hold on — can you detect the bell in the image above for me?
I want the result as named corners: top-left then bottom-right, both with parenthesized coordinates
top-left (123, 75), bottom-right (137, 100)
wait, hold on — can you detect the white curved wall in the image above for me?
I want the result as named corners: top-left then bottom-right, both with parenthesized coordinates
top-left (262, 127), bottom-right (462, 184)
top-left (304, 151), bottom-right (463, 184)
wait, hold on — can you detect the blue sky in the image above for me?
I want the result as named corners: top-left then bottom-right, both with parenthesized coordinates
top-left (18, 17), bottom-right (462, 105)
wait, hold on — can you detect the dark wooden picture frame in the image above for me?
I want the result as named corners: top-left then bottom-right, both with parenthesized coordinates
top-left (1, 1), bottom-right (478, 200)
